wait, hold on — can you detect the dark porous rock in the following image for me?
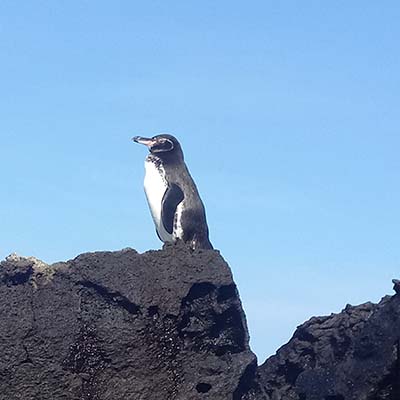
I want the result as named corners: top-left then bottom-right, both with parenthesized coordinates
top-left (256, 288), bottom-right (400, 400)
top-left (3, 246), bottom-right (399, 400)
top-left (0, 243), bottom-right (260, 400)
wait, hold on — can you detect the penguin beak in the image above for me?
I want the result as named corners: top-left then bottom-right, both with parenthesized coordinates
top-left (132, 136), bottom-right (155, 147)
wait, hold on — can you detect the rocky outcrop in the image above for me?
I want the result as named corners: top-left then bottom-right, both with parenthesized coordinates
top-left (0, 244), bottom-right (259, 400)
top-left (1, 244), bottom-right (399, 400)
top-left (257, 281), bottom-right (400, 400)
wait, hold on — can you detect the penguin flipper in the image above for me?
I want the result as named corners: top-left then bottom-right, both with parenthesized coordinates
top-left (161, 183), bottom-right (184, 234)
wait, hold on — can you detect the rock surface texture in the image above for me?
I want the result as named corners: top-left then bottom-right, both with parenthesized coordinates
top-left (257, 284), bottom-right (400, 400)
top-left (1, 245), bottom-right (399, 400)
top-left (0, 244), bottom-right (259, 400)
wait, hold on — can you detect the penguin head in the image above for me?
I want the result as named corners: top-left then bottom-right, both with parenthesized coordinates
top-left (133, 134), bottom-right (184, 162)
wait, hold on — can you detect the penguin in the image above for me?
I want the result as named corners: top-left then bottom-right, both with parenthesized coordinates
top-left (132, 134), bottom-right (213, 250)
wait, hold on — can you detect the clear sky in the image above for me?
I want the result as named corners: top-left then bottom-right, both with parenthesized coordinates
top-left (1, 1), bottom-right (399, 363)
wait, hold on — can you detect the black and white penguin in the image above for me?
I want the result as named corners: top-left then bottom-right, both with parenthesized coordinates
top-left (132, 134), bottom-right (213, 250)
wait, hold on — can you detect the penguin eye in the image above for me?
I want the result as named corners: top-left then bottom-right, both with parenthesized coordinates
top-left (151, 138), bottom-right (174, 153)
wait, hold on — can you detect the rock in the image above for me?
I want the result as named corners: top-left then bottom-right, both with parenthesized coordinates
top-left (3, 244), bottom-right (399, 400)
top-left (257, 286), bottom-right (400, 400)
top-left (0, 243), bottom-right (260, 400)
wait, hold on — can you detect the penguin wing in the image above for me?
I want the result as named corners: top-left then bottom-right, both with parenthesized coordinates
top-left (161, 183), bottom-right (184, 234)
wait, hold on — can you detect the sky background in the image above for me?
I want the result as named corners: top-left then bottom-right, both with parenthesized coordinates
top-left (1, 1), bottom-right (399, 363)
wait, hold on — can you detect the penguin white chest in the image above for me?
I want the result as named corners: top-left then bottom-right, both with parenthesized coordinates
top-left (143, 160), bottom-right (173, 242)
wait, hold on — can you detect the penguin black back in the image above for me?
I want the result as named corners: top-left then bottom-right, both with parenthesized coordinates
top-left (133, 134), bottom-right (213, 250)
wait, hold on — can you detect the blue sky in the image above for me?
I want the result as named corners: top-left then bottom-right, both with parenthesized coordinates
top-left (1, 1), bottom-right (399, 362)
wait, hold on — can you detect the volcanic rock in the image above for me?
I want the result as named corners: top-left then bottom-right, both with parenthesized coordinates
top-left (257, 286), bottom-right (400, 400)
top-left (0, 243), bottom-right (259, 400)
top-left (2, 244), bottom-right (399, 400)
